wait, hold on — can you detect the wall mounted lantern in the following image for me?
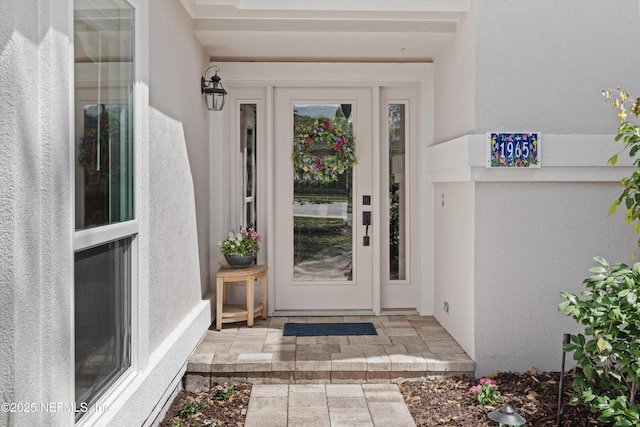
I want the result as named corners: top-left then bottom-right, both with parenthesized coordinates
top-left (201, 65), bottom-right (227, 111)
top-left (488, 405), bottom-right (526, 426)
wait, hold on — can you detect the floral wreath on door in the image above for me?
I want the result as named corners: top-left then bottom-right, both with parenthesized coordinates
top-left (292, 118), bottom-right (356, 183)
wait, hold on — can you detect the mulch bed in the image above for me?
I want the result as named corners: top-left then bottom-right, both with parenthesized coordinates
top-left (159, 382), bottom-right (251, 427)
top-left (160, 372), bottom-right (605, 426)
top-left (400, 371), bottom-right (606, 426)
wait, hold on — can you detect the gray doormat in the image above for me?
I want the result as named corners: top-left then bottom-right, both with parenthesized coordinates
top-left (282, 322), bottom-right (377, 336)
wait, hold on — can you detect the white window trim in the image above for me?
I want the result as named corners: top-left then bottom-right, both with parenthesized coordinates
top-left (74, 221), bottom-right (139, 251)
top-left (71, 0), bottom-right (144, 423)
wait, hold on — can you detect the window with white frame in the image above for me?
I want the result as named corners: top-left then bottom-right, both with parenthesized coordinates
top-left (73, 0), bottom-right (136, 420)
top-left (241, 104), bottom-right (257, 228)
top-left (387, 103), bottom-right (408, 281)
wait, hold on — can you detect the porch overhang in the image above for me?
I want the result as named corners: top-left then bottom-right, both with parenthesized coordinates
top-left (179, 0), bottom-right (469, 62)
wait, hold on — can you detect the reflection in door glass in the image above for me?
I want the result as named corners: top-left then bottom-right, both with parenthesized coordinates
top-left (389, 104), bottom-right (407, 280)
top-left (292, 104), bottom-right (354, 281)
top-left (241, 104), bottom-right (257, 228)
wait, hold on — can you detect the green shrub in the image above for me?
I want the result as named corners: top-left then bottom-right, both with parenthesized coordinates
top-left (558, 88), bottom-right (640, 425)
top-left (560, 257), bottom-right (640, 426)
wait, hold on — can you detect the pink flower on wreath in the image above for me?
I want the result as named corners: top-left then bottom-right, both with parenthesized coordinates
top-left (333, 138), bottom-right (345, 151)
top-left (315, 157), bottom-right (323, 169)
top-left (323, 119), bottom-right (334, 131)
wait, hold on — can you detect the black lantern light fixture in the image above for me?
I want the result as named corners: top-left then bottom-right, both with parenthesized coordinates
top-left (488, 405), bottom-right (526, 426)
top-left (201, 65), bottom-right (227, 111)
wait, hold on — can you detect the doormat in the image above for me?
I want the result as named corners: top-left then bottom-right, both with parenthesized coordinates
top-left (282, 322), bottom-right (377, 337)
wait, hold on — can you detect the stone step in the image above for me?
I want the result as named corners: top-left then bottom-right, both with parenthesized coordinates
top-left (184, 316), bottom-right (474, 391)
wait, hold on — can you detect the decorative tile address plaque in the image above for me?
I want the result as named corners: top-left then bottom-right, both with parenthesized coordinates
top-left (486, 132), bottom-right (540, 168)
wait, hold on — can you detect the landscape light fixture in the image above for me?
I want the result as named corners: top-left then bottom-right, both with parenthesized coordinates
top-left (201, 65), bottom-right (227, 111)
top-left (488, 405), bottom-right (526, 426)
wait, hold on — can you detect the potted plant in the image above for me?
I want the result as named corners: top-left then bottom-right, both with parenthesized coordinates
top-left (219, 226), bottom-right (261, 268)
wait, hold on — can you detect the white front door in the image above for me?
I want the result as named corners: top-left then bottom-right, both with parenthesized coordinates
top-left (273, 87), bottom-right (374, 312)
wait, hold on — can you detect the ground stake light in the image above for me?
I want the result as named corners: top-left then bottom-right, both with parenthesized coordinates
top-left (488, 405), bottom-right (526, 426)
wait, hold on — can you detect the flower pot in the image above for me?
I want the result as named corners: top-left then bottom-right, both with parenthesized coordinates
top-left (224, 253), bottom-right (256, 269)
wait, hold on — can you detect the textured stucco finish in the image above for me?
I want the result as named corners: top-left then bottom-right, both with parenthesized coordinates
top-left (433, 182), bottom-right (475, 359)
top-left (148, 0), bottom-right (210, 354)
top-left (149, 0), bottom-right (211, 297)
top-left (148, 109), bottom-right (205, 351)
top-left (1, 0), bottom-right (211, 425)
top-left (474, 0), bottom-right (640, 135)
top-left (474, 182), bottom-right (636, 376)
top-left (431, 0), bottom-right (640, 376)
top-left (433, 1), bottom-right (476, 144)
top-left (1, 1), bottom-right (74, 425)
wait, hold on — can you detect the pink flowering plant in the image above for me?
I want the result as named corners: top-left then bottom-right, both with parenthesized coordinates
top-left (212, 382), bottom-right (235, 401)
top-left (469, 377), bottom-right (501, 406)
top-left (218, 226), bottom-right (261, 255)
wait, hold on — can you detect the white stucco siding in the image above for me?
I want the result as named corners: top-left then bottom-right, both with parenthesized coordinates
top-left (148, 0), bottom-right (211, 353)
top-left (148, 108), bottom-right (206, 350)
top-left (430, 0), bottom-right (640, 377)
top-left (433, 1), bottom-right (476, 144)
top-left (433, 182), bottom-right (476, 359)
top-left (0, 1), bottom-right (74, 425)
top-left (149, 0), bottom-right (211, 297)
top-left (474, 0), bottom-right (640, 134)
top-left (473, 181), bottom-right (637, 376)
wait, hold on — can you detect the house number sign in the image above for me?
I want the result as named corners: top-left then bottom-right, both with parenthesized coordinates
top-left (487, 132), bottom-right (540, 168)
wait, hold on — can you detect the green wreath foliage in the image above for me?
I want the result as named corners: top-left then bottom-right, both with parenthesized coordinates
top-left (292, 118), bottom-right (356, 183)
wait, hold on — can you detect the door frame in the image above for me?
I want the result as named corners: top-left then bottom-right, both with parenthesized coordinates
top-left (210, 62), bottom-right (434, 316)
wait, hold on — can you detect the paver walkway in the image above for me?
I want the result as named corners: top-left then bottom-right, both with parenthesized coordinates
top-left (186, 316), bottom-right (473, 426)
top-left (244, 384), bottom-right (416, 427)
top-left (187, 316), bottom-right (473, 387)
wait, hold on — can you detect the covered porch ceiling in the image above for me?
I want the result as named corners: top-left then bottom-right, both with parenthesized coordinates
top-left (179, 0), bottom-right (469, 62)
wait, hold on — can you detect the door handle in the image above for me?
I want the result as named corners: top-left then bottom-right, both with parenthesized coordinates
top-left (363, 211), bottom-right (371, 246)
top-left (363, 211), bottom-right (371, 226)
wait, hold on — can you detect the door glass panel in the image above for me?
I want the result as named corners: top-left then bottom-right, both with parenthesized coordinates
top-left (292, 104), bottom-right (354, 281)
top-left (389, 104), bottom-right (407, 280)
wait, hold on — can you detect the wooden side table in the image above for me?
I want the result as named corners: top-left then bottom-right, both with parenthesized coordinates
top-left (215, 264), bottom-right (268, 330)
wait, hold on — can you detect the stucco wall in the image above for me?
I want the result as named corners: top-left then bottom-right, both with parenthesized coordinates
top-left (433, 182), bottom-right (476, 359)
top-left (149, 0), bottom-right (211, 291)
top-left (432, 0), bottom-right (476, 144)
top-left (474, 182), bottom-right (636, 376)
top-left (148, 0), bottom-right (210, 353)
top-left (474, 0), bottom-right (640, 134)
top-left (1, 1), bottom-right (212, 425)
top-left (430, 0), bottom-right (640, 376)
top-left (0, 1), bottom-right (74, 425)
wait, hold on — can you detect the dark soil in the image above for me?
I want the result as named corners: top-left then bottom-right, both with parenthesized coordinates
top-left (160, 372), bottom-right (605, 426)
